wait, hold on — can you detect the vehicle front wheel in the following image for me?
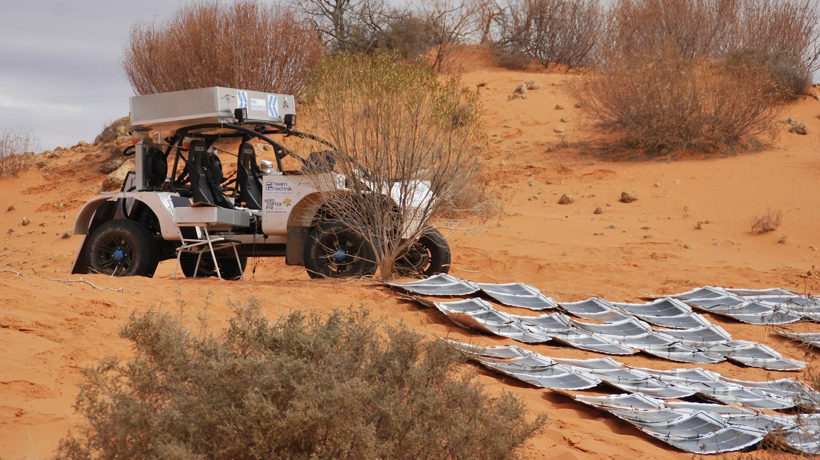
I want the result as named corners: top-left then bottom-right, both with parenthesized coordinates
top-left (303, 222), bottom-right (377, 279)
top-left (85, 219), bottom-right (159, 277)
top-left (396, 226), bottom-right (450, 277)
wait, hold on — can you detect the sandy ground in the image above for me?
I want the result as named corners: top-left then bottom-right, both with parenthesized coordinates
top-left (2, 64), bottom-right (820, 459)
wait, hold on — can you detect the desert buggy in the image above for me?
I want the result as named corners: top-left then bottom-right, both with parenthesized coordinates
top-left (71, 87), bottom-right (450, 279)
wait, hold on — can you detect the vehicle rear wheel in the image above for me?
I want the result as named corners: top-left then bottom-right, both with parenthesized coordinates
top-left (396, 226), bottom-right (450, 277)
top-left (85, 219), bottom-right (159, 277)
top-left (304, 222), bottom-right (377, 279)
top-left (180, 252), bottom-right (247, 280)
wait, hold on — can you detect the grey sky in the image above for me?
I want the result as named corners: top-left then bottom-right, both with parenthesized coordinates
top-left (0, 1), bottom-right (231, 150)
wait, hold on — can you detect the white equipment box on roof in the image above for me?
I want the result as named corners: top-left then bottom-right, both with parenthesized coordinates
top-left (130, 86), bottom-right (296, 131)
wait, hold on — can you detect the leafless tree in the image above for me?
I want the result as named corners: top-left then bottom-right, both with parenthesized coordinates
top-left (302, 53), bottom-right (488, 278)
top-left (421, 0), bottom-right (483, 72)
top-left (496, 0), bottom-right (603, 69)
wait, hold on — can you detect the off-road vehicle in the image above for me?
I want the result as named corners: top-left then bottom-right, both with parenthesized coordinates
top-left (71, 87), bottom-right (450, 279)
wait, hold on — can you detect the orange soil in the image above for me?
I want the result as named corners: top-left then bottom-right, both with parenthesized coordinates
top-left (2, 66), bottom-right (820, 459)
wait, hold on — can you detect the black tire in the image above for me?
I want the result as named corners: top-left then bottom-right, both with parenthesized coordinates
top-left (303, 222), bottom-right (377, 279)
top-left (85, 219), bottom-right (159, 277)
top-left (180, 252), bottom-right (247, 280)
top-left (396, 226), bottom-right (450, 277)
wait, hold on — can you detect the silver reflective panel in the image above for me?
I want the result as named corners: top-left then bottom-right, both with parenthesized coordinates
top-left (475, 282), bottom-right (558, 310)
top-left (388, 273), bottom-right (478, 296)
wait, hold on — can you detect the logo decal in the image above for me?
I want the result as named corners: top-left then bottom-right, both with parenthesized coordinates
top-left (267, 95), bottom-right (279, 118)
top-left (237, 91), bottom-right (248, 109)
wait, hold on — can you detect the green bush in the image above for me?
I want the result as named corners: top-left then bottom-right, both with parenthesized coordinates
top-left (56, 300), bottom-right (546, 459)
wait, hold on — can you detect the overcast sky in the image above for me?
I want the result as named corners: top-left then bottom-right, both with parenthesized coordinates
top-left (0, 1), bottom-right (235, 150)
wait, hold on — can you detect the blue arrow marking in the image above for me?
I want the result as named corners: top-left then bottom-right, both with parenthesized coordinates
top-left (267, 95), bottom-right (279, 118)
top-left (237, 91), bottom-right (248, 109)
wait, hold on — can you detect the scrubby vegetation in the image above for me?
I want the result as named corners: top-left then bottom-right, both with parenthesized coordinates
top-left (751, 208), bottom-right (783, 233)
top-left (304, 52), bottom-right (489, 277)
top-left (573, 50), bottom-right (781, 154)
top-left (55, 301), bottom-right (546, 459)
top-left (123, 1), bottom-right (322, 96)
top-left (0, 127), bottom-right (38, 178)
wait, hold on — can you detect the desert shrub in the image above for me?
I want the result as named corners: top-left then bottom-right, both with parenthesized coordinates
top-left (606, 0), bottom-right (739, 61)
top-left (733, 0), bottom-right (820, 72)
top-left (55, 301), bottom-right (545, 459)
top-left (751, 208), bottom-right (783, 233)
top-left (123, 1), bottom-right (322, 96)
top-left (574, 49), bottom-right (781, 155)
top-left (606, 0), bottom-right (820, 72)
top-left (303, 52), bottom-right (487, 277)
top-left (725, 48), bottom-right (810, 100)
top-left (0, 127), bottom-right (38, 178)
top-left (381, 13), bottom-right (437, 60)
top-left (494, 0), bottom-right (603, 69)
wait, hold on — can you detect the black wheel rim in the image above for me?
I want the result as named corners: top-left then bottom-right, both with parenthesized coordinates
top-left (397, 241), bottom-right (432, 275)
top-left (94, 233), bottom-right (136, 275)
top-left (317, 230), bottom-right (368, 275)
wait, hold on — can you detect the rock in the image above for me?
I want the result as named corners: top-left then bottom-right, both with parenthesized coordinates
top-left (6, 205), bottom-right (14, 212)
top-left (654, 182), bottom-right (661, 188)
top-left (528, 195), bottom-right (539, 201)
top-left (555, 104), bottom-right (564, 110)
top-left (594, 207), bottom-right (603, 214)
top-left (560, 117), bottom-right (572, 123)
top-left (644, 234), bottom-right (652, 239)
top-left (102, 158), bottom-right (136, 191)
top-left (789, 123), bottom-right (808, 135)
top-left (778, 236), bottom-right (787, 244)
top-left (606, 224), bottom-right (616, 229)
top-left (524, 80), bottom-right (541, 90)
top-left (574, 102), bottom-right (583, 108)
top-left (508, 92), bottom-right (526, 101)
top-left (62, 231), bottom-right (72, 239)
top-left (554, 125), bottom-right (565, 133)
top-left (20, 217), bottom-right (31, 226)
top-left (45, 150), bottom-right (58, 159)
top-left (620, 191), bottom-right (638, 203)
top-left (524, 171), bottom-right (532, 177)
top-left (529, 180), bottom-right (538, 187)
top-left (558, 194), bottom-right (574, 205)
top-left (99, 158), bottom-right (125, 174)
top-left (684, 243), bottom-right (694, 249)
top-left (95, 116), bottom-right (132, 144)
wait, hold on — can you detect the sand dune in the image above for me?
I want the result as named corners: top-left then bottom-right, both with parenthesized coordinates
top-left (1, 66), bottom-right (819, 458)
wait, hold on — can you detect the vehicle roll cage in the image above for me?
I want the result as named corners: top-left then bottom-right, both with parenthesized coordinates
top-left (150, 121), bottom-right (337, 188)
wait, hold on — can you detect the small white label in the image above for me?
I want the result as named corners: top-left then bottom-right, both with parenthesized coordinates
top-left (250, 98), bottom-right (266, 111)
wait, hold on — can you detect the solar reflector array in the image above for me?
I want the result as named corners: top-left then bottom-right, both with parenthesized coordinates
top-left (450, 341), bottom-right (817, 410)
top-left (430, 296), bottom-right (803, 370)
top-left (451, 341), bottom-right (820, 454)
top-left (389, 276), bottom-right (810, 371)
top-left (672, 286), bottom-right (819, 324)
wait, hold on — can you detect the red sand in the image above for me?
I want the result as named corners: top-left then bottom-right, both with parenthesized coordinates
top-left (1, 67), bottom-right (819, 459)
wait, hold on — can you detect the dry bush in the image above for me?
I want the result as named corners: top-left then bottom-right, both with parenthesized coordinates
top-left (494, 0), bottom-right (603, 69)
top-left (606, 0), bottom-right (820, 72)
top-left (751, 208), bottom-right (783, 234)
top-left (380, 12), bottom-right (437, 60)
top-left (606, 0), bottom-right (739, 61)
top-left (422, 0), bottom-right (483, 72)
top-left (56, 301), bottom-right (546, 459)
top-left (0, 127), bottom-right (38, 178)
top-left (732, 0), bottom-right (820, 72)
top-left (304, 52), bottom-right (487, 277)
top-left (94, 116), bottom-right (132, 145)
top-left (724, 48), bottom-right (810, 101)
top-left (573, 49), bottom-right (781, 155)
top-left (123, 1), bottom-right (322, 96)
